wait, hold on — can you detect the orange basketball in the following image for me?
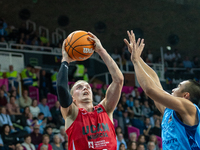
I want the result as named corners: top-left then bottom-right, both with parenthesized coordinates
top-left (65, 30), bottom-right (94, 61)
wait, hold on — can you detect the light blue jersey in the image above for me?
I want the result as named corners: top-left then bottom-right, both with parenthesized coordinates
top-left (162, 104), bottom-right (200, 150)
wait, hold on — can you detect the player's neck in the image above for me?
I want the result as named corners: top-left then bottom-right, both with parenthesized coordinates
top-left (78, 103), bottom-right (94, 112)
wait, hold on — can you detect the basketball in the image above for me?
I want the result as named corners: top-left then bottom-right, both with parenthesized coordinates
top-left (65, 30), bottom-right (94, 61)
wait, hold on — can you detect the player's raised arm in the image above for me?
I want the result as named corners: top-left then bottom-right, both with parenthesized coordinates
top-left (88, 32), bottom-right (124, 115)
top-left (125, 31), bottom-right (166, 114)
top-left (56, 40), bottom-right (78, 120)
top-left (124, 30), bottom-right (197, 126)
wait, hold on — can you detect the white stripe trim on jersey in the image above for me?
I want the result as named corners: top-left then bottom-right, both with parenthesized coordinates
top-left (73, 140), bottom-right (76, 150)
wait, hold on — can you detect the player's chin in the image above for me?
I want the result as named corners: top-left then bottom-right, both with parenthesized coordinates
top-left (82, 98), bottom-right (92, 102)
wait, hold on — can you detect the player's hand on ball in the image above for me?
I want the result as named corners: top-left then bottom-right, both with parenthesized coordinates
top-left (88, 32), bottom-right (104, 53)
top-left (61, 39), bottom-right (75, 63)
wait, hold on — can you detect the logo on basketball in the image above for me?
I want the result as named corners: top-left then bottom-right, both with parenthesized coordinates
top-left (83, 48), bottom-right (94, 53)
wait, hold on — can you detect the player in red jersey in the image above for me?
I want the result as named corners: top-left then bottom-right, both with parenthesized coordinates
top-left (56, 32), bottom-right (124, 150)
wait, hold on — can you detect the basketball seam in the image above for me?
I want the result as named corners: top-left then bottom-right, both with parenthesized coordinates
top-left (71, 34), bottom-right (91, 60)
top-left (70, 34), bottom-right (89, 47)
top-left (66, 33), bottom-right (75, 54)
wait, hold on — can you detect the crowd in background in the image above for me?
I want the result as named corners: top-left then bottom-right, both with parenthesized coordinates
top-left (0, 17), bottom-right (63, 51)
top-left (0, 17), bottom-right (200, 150)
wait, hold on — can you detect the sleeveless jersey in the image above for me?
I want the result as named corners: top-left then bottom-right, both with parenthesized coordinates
top-left (66, 104), bottom-right (117, 150)
top-left (162, 104), bottom-right (200, 150)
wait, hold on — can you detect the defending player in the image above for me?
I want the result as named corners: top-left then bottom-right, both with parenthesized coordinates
top-left (124, 30), bottom-right (200, 150)
top-left (57, 32), bottom-right (124, 150)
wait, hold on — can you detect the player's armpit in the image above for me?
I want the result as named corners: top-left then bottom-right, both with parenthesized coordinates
top-left (61, 103), bottom-right (78, 120)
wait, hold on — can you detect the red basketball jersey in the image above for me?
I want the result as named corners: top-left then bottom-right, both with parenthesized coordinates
top-left (66, 104), bottom-right (117, 150)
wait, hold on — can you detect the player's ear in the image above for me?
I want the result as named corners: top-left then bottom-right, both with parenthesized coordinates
top-left (183, 92), bottom-right (190, 99)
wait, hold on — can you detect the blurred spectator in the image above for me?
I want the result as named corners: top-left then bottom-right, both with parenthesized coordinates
top-left (0, 36), bottom-right (6, 47)
top-left (30, 125), bottom-right (43, 147)
top-left (51, 68), bottom-right (58, 94)
top-left (136, 135), bottom-right (146, 149)
top-left (0, 19), bottom-right (7, 37)
top-left (149, 112), bottom-right (160, 127)
top-left (16, 38), bottom-right (25, 49)
top-left (31, 37), bottom-right (39, 46)
top-left (40, 32), bottom-right (48, 45)
top-left (142, 100), bottom-right (152, 117)
top-left (0, 107), bottom-right (15, 131)
top-left (6, 96), bottom-right (22, 121)
top-left (182, 56), bottom-right (193, 69)
top-left (113, 104), bottom-right (123, 129)
top-left (50, 101), bottom-right (64, 128)
top-left (30, 99), bottom-right (40, 118)
top-left (135, 90), bottom-right (141, 100)
top-left (1, 84), bottom-right (10, 101)
top-left (16, 143), bottom-right (23, 150)
top-left (83, 67), bottom-right (89, 82)
top-left (37, 134), bottom-right (53, 150)
top-left (1, 124), bottom-right (16, 150)
top-left (111, 47), bottom-right (122, 65)
top-left (147, 50), bottom-right (153, 63)
top-left (101, 83), bottom-right (107, 96)
top-left (18, 22), bottom-right (28, 35)
top-left (115, 126), bottom-right (123, 137)
top-left (23, 106), bottom-right (31, 118)
top-left (45, 126), bottom-right (54, 143)
top-left (94, 89), bottom-right (103, 105)
top-left (126, 95), bottom-right (134, 108)
top-left (26, 113), bottom-right (37, 133)
top-left (164, 51), bottom-right (173, 67)
top-left (39, 70), bottom-right (49, 98)
top-left (122, 44), bottom-right (132, 68)
top-left (57, 126), bottom-right (66, 143)
top-left (149, 119), bottom-right (161, 137)
top-left (129, 132), bottom-right (137, 143)
top-left (122, 110), bottom-right (131, 139)
top-left (0, 64), bottom-right (3, 79)
top-left (21, 65), bottom-right (33, 88)
top-left (10, 89), bottom-right (19, 103)
top-left (192, 56), bottom-right (200, 68)
top-left (143, 117), bottom-right (151, 137)
top-left (21, 135), bottom-right (36, 150)
top-left (147, 141), bottom-right (156, 150)
top-left (50, 134), bottom-right (64, 150)
top-left (149, 135), bottom-right (159, 150)
top-left (127, 141), bottom-right (137, 150)
top-left (132, 99), bottom-right (143, 120)
top-left (36, 113), bottom-right (46, 134)
top-left (31, 67), bottom-right (39, 87)
top-left (120, 95), bottom-right (128, 112)
top-left (172, 49), bottom-right (181, 65)
top-left (24, 34), bottom-right (31, 45)
top-left (19, 89), bottom-right (32, 109)
top-left (73, 62), bottom-right (85, 81)
top-left (136, 143), bottom-right (145, 150)
top-left (38, 98), bottom-right (52, 122)
top-left (91, 82), bottom-right (98, 96)
top-left (62, 141), bottom-right (68, 150)
top-left (6, 24), bottom-right (17, 41)
top-left (0, 89), bottom-right (7, 106)
top-left (119, 143), bottom-right (126, 150)
top-left (117, 133), bottom-right (127, 150)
